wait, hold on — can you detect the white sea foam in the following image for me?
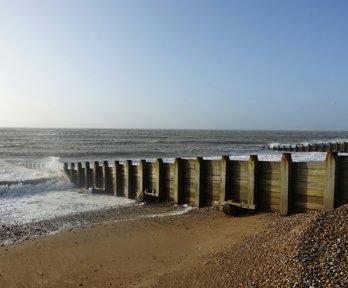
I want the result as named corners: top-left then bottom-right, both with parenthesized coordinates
top-left (0, 156), bottom-right (134, 226)
top-left (0, 183), bottom-right (134, 226)
top-left (0, 156), bottom-right (65, 182)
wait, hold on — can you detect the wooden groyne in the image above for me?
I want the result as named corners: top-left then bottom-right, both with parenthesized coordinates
top-left (64, 152), bottom-right (348, 216)
top-left (270, 142), bottom-right (348, 152)
top-left (18, 163), bottom-right (46, 170)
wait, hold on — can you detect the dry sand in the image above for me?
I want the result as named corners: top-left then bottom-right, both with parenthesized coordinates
top-left (0, 205), bottom-right (269, 288)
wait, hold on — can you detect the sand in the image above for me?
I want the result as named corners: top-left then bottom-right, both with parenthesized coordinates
top-left (0, 205), bottom-right (269, 288)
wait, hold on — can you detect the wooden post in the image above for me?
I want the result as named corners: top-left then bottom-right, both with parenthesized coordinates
top-left (114, 161), bottom-right (120, 196)
top-left (248, 155), bottom-right (258, 206)
top-left (93, 161), bottom-right (99, 188)
top-left (220, 155), bottom-right (230, 204)
top-left (77, 162), bottom-right (84, 187)
top-left (85, 162), bottom-right (91, 189)
top-left (194, 157), bottom-right (203, 208)
top-left (173, 158), bottom-right (183, 204)
top-left (70, 163), bottom-right (75, 182)
top-left (102, 161), bottom-right (109, 192)
top-left (63, 163), bottom-right (68, 175)
top-left (156, 158), bottom-right (164, 201)
top-left (325, 152), bottom-right (337, 210)
top-left (328, 143), bottom-right (333, 152)
top-left (125, 160), bottom-right (133, 199)
top-left (280, 153), bottom-right (292, 216)
top-left (139, 160), bottom-right (146, 194)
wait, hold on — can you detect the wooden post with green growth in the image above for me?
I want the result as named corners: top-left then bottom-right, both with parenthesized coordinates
top-left (194, 157), bottom-right (203, 208)
top-left (85, 162), bottom-right (91, 189)
top-left (280, 153), bottom-right (292, 216)
top-left (220, 155), bottom-right (230, 205)
top-left (102, 161), bottom-right (110, 192)
top-left (125, 160), bottom-right (133, 199)
top-left (93, 161), bottom-right (99, 188)
top-left (70, 163), bottom-right (75, 183)
top-left (248, 155), bottom-right (258, 206)
top-left (114, 161), bottom-right (120, 196)
top-left (156, 158), bottom-right (164, 201)
top-left (139, 160), bottom-right (146, 195)
top-left (77, 162), bottom-right (84, 187)
top-left (325, 152), bottom-right (337, 210)
top-left (173, 158), bottom-right (183, 204)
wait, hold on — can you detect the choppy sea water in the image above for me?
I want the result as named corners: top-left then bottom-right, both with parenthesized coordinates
top-left (1, 128), bottom-right (348, 226)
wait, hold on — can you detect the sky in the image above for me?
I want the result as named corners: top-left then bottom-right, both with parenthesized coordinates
top-left (0, 0), bottom-right (347, 130)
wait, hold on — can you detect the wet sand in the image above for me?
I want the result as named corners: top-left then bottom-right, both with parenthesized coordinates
top-left (0, 205), bottom-right (269, 288)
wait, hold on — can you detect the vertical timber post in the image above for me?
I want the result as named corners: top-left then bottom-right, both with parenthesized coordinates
top-left (102, 161), bottom-right (109, 192)
top-left (325, 152), bottom-right (337, 210)
top-left (125, 160), bottom-right (133, 199)
top-left (93, 161), bottom-right (99, 188)
top-left (70, 163), bottom-right (75, 183)
top-left (195, 157), bottom-right (203, 208)
top-left (85, 162), bottom-right (91, 189)
top-left (248, 155), bottom-right (258, 206)
top-left (114, 161), bottom-right (120, 196)
top-left (173, 158), bottom-right (183, 204)
top-left (220, 155), bottom-right (230, 206)
top-left (77, 162), bottom-right (83, 187)
top-left (156, 158), bottom-right (164, 201)
top-left (139, 160), bottom-right (146, 194)
top-left (64, 163), bottom-right (68, 175)
top-left (280, 153), bottom-right (292, 216)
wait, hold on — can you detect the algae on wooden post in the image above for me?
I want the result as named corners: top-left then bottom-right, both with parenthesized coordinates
top-left (280, 153), bottom-right (292, 216)
top-left (248, 155), bottom-right (258, 206)
top-left (195, 157), bottom-right (203, 208)
top-left (220, 155), bottom-right (230, 204)
top-left (173, 158), bottom-right (182, 204)
top-left (325, 152), bottom-right (337, 210)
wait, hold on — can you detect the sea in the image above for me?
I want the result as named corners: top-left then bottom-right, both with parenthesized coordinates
top-left (1, 128), bottom-right (348, 227)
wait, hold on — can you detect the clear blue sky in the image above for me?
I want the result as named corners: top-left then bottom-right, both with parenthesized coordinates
top-left (0, 0), bottom-right (347, 130)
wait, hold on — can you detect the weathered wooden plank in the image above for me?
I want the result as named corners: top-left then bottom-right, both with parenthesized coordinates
top-left (293, 169), bottom-right (326, 177)
top-left (231, 182), bottom-right (248, 191)
top-left (173, 158), bottom-right (183, 204)
top-left (261, 191), bottom-right (280, 199)
top-left (293, 162), bottom-right (326, 170)
top-left (293, 201), bottom-right (324, 211)
top-left (204, 175), bottom-right (222, 182)
top-left (259, 171), bottom-right (281, 179)
top-left (259, 179), bottom-right (281, 186)
top-left (293, 181), bottom-right (324, 190)
top-left (293, 174), bottom-right (325, 183)
top-left (294, 194), bottom-right (324, 204)
top-left (219, 156), bottom-right (230, 203)
top-left (293, 188), bottom-right (324, 198)
top-left (259, 185), bottom-right (281, 193)
top-left (325, 152), bottom-right (337, 209)
top-left (259, 203), bottom-right (280, 212)
top-left (259, 162), bottom-right (281, 174)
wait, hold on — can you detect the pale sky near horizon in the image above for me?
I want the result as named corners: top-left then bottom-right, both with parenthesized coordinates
top-left (0, 0), bottom-right (347, 130)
